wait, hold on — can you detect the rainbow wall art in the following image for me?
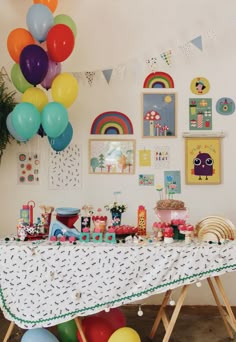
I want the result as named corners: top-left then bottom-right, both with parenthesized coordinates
top-left (90, 111), bottom-right (134, 134)
top-left (143, 71), bottom-right (174, 88)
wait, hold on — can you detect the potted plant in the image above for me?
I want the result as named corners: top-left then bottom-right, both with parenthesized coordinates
top-left (0, 76), bottom-right (17, 162)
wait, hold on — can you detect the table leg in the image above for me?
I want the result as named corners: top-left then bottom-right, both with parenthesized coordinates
top-left (149, 289), bottom-right (172, 340)
top-left (162, 284), bottom-right (189, 342)
top-left (214, 276), bottom-right (236, 331)
top-left (74, 317), bottom-right (87, 342)
top-left (207, 277), bottom-right (234, 339)
top-left (3, 321), bottom-right (15, 342)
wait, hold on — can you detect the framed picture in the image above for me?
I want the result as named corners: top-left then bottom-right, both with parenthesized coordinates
top-left (142, 90), bottom-right (176, 137)
top-left (89, 139), bottom-right (135, 174)
top-left (185, 137), bottom-right (221, 184)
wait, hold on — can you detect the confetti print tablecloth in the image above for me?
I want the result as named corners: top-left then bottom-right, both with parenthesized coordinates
top-left (0, 239), bottom-right (236, 329)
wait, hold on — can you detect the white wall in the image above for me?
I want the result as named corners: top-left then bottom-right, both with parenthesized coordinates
top-left (1, 0), bottom-right (236, 304)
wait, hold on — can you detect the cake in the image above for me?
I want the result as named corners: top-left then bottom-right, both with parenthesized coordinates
top-left (155, 199), bottom-right (185, 210)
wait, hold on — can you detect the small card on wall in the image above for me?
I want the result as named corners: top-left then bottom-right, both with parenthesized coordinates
top-left (139, 174), bottom-right (154, 186)
top-left (154, 146), bottom-right (170, 169)
top-left (17, 152), bottom-right (40, 185)
top-left (139, 149), bottom-right (151, 166)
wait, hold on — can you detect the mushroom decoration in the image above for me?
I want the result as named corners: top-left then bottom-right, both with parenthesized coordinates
top-left (144, 110), bottom-right (161, 136)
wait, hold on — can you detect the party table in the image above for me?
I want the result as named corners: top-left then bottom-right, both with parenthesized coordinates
top-left (1, 239), bottom-right (236, 341)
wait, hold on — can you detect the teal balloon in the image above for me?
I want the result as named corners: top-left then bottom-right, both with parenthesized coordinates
top-left (26, 4), bottom-right (54, 42)
top-left (49, 122), bottom-right (73, 151)
top-left (11, 102), bottom-right (41, 140)
top-left (54, 14), bottom-right (77, 37)
top-left (11, 63), bottom-right (32, 94)
top-left (57, 319), bottom-right (78, 342)
top-left (41, 102), bottom-right (68, 138)
top-left (21, 328), bottom-right (59, 342)
top-left (6, 112), bottom-right (27, 142)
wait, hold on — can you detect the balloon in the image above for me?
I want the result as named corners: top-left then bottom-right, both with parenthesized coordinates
top-left (11, 64), bottom-right (33, 94)
top-left (46, 24), bottom-right (75, 62)
top-left (54, 14), bottom-right (77, 37)
top-left (26, 4), bottom-right (54, 42)
top-left (22, 87), bottom-right (48, 112)
top-left (20, 44), bottom-right (49, 85)
top-left (6, 112), bottom-right (27, 142)
top-left (77, 317), bottom-right (114, 342)
top-left (51, 73), bottom-right (78, 108)
top-left (21, 328), bottom-right (59, 342)
top-left (33, 0), bottom-right (58, 13)
top-left (41, 102), bottom-right (68, 138)
top-left (48, 122), bottom-right (73, 152)
top-left (57, 319), bottom-right (78, 342)
top-left (95, 308), bottom-right (126, 331)
top-left (41, 59), bottom-right (61, 90)
top-left (108, 327), bottom-right (141, 342)
top-left (11, 103), bottom-right (41, 140)
top-left (7, 28), bottom-right (35, 63)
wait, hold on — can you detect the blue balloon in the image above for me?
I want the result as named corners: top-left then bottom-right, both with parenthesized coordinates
top-left (26, 4), bottom-right (54, 42)
top-left (6, 112), bottom-right (27, 142)
top-left (41, 102), bottom-right (68, 138)
top-left (20, 45), bottom-right (49, 86)
top-left (11, 103), bottom-right (41, 140)
top-left (21, 328), bottom-right (59, 342)
top-left (48, 122), bottom-right (73, 151)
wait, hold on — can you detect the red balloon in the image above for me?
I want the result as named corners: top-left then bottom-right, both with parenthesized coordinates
top-left (95, 308), bottom-right (126, 331)
top-left (77, 316), bottom-right (114, 342)
top-left (46, 24), bottom-right (75, 62)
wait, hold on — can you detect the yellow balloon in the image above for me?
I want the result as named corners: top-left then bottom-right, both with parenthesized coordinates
top-left (22, 87), bottom-right (48, 112)
top-left (108, 327), bottom-right (141, 342)
top-left (51, 72), bottom-right (79, 108)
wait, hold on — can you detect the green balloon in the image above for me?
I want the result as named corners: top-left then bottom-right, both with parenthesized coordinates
top-left (57, 319), bottom-right (78, 342)
top-left (11, 63), bottom-right (32, 94)
top-left (54, 14), bottom-right (77, 37)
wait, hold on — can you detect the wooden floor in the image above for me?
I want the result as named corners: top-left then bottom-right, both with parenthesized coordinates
top-left (1, 305), bottom-right (236, 341)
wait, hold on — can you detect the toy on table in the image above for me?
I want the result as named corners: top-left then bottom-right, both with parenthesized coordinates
top-left (137, 205), bottom-right (146, 236)
top-left (39, 204), bottom-right (54, 234)
top-left (49, 207), bottom-right (81, 240)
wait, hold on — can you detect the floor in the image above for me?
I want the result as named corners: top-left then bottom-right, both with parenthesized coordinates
top-left (1, 305), bottom-right (236, 342)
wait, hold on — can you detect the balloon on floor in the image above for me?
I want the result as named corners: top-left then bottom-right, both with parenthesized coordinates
top-left (21, 328), bottom-right (59, 342)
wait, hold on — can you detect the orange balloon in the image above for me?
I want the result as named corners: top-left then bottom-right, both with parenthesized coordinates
top-left (33, 0), bottom-right (58, 13)
top-left (7, 28), bottom-right (35, 63)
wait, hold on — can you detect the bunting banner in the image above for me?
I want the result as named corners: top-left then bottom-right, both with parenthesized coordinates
top-left (102, 69), bottom-right (113, 84)
top-left (85, 71), bottom-right (96, 86)
top-left (160, 50), bottom-right (172, 66)
top-left (190, 35), bottom-right (203, 51)
top-left (146, 57), bottom-right (159, 71)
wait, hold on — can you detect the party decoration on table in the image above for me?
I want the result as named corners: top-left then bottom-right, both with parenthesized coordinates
top-left (39, 204), bottom-right (54, 234)
top-left (143, 71), bottom-right (174, 88)
top-left (80, 204), bottom-right (93, 231)
top-left (189, 98), bottom-right (212, 130)
top-left (196, 216), bottom-right (236, 242)
top-left (190, 77), bottom-right (210, 95)
top-left (49, 143), bottom-right (81, 189)
top-left (137, 205), bottom-right (147, 235)
top-left (6, 1), bottom-right (78, 152)
top-left (17, 152), bottom-right (40, 184)
top-left (108, 327), bottom-right (141, 342)
top-left (77, 316), bottom-right (114, 342)
top-left (90, 111), bottom-right (134, 135)
top-left (57, 319), bottom-right (78, 342)
top-left (21, 328), bottom-right (59, 342)
top-left (216, 97), bottom-right (235, 115)
top-left (104, 201), bottom-right (127, 226)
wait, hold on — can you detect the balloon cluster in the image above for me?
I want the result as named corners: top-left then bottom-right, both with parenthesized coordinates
top-left (56, 308), bottom-right (141, 342)
top-left (6, 0), bottom-right (78, 152)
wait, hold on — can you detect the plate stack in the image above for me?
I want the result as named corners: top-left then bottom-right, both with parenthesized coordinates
top-left (196, 216), bottom-right (236, 242)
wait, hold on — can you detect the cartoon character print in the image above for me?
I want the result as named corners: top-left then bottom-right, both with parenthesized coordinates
top-left (192, 152), bottom-right (214, 180)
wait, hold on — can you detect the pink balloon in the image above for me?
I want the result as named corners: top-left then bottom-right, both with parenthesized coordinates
top-left (95, 308), bottom-right (126, 331)
top-left (41, 58), bottom-right (61, 90)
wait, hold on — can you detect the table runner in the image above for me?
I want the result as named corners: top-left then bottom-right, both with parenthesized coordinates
top-left (0, 239), bottom-right (236, 329)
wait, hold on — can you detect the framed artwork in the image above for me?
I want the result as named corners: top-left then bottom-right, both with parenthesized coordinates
top-left (189, 98), bottom-right (212, 130)
top-left (185, 137), bottom-right (221, 184)
top-left (142, 90), bottom-right (176, 137)
top-left (89, 139), bottom-right (135, 174)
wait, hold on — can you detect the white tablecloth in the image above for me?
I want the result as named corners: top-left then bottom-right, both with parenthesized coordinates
top-left (0, 239), bottom-right (236, 329)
